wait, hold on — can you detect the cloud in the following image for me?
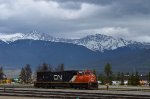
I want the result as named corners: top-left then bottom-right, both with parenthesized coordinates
top-left (0, 0), bottom-right (150, 42)
top-left (60, 27), bottom-right (129, 39)
top-left (131, 35), bottom-right (150, 42)
top-left (0, 0), bottom-right (106, 33)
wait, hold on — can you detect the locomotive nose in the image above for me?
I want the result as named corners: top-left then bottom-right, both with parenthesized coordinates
top-left (90, 77), bottom-right (95, 82)
top-left (89, 75), bottom-right (96, 82)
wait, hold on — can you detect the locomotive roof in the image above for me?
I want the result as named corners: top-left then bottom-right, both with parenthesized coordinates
top-left (37, 70), bottom-right (79, 73)
top-left (37, 69), bottom-right (93, 73)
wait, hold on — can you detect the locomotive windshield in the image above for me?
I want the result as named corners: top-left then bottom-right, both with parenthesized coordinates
top-left (78, 71), bottom-right (83, 76)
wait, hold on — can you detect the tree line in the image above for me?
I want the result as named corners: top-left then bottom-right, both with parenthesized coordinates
top-left (36, 63), bottom-right (64, 72)
top-left (19, 63), bottom-right (64, 84)
top-left (96, 63), bottom-right (150, 86)
top-left (0, 63), bottom-right (64, 84)
top-left (1, 63), bottom-right (150, 85)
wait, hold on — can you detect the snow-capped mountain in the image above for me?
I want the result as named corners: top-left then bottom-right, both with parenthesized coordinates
top-left (0, 32), bottom-right (56, 42)
top-left (0, 33), bottom-right (24, 42)
top-left (68, 34), bottom-right (135, 52)
top-left (0, 32), bottom-right (149, 52)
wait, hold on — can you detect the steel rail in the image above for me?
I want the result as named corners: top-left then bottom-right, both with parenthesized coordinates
top-left (0, 88), bottom-right (150, 99)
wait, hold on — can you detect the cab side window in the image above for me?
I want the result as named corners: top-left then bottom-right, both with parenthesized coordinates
top-left (78, 72), bottom-right (83, 76)
top-left (85, 71), bottom-right (91, 75)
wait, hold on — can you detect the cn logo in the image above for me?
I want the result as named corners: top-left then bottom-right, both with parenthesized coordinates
top-left (54, 75), bottom-right (62, 80)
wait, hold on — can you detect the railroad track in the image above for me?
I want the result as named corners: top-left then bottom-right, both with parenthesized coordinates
top-left (0, 88), bottom-right (150, 99)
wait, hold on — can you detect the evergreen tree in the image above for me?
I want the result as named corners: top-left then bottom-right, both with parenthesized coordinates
top-left (93, 69), bottom-right (98, 81)
top-left (93, 69), bottom-right (97, 76)
top-left (116, 72), bottom-right (121, 81)
top-left (104, 63), bottom-right (112, 78)
top-left (135, 72), bottom-right (140, 85)
top-left (19, 64), bottom-right (32, 84)
top-left (59, 64), bottom-right (64, 71)
top-left (128, 75), bottom-right (131, 85)
top-left (125, 72), bottom-right (130, 80)
top-left (120, 72), bottom-right (124, 85)
top-left (112, 73), bottom-right (116, 81)
top-left (148, 72), bottom-right (150, 83)
top-left (19, 68), bottom-right (26, 83)
top-left (25, 64), bottom-right (32, 83)
top-left (128, 73), bottom-right (134, 85)
top-left (104, 63), bottom-right (112, 84)
top-left (41, 63), bottom-right (49, 71)
top-left (0, 67), bottom-right (4, 80)
top-left (37, 63), bottom-right (52, 72)
top-left (98, 73), bottom-right (105, 85)
top-left (55, 64), bottom-right (64, 72)
top-left (49, 64), bottom-right (53, 72)
top-left (128, 72), bottom-right (140, 86)
top-left (131, 72), bottom-right (135, 85)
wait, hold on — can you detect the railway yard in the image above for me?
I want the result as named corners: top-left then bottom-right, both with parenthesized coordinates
top-left (0, 84), bottom-right (150, 99)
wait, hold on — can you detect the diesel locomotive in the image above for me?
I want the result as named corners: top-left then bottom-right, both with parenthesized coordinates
top-left (34, 70), bottom-right (98, 89)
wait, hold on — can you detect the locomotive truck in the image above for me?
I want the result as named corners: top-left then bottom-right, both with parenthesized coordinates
top-left (34, 70), bottom-right (98, 89)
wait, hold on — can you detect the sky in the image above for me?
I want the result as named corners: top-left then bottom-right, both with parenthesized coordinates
top-left (0, 0), bottom-right (150, 42)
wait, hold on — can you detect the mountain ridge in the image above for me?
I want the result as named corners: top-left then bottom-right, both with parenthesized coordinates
top-left (0, 32), bottom-right (149, 52)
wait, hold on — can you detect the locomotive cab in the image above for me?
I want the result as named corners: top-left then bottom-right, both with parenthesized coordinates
top-left (72, 70), bottom-right (98, 89)
top-left (74, 70), bottom-right (97, 83)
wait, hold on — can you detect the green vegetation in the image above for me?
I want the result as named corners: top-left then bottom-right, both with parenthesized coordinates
top-left (37, 63), bottom-right (52, 72)
top-left (0, 66), bottom-right (4, 80)
top-left (55, 63), bottom-right (65, 72)
top-left (120, 72), bottom-right (124, 85)
top-left (104, 63), bottom-right (112, 78)
top-left (19, 64), bottom-right (32, 84)
top-left (128, 72), bottom-right (140, 86)
top-left (93, 69), bottom-right (97, 77)
top-left (104, 63), bottom-right (112, 84)
top-left (95, 63), bottom-right (149, 86)
top-left (98, 73), bottom-right (105, 85)
top-left (37, 63), bottom-right (65, 72)
top-left (148, 72), bottom-right (150, 83)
